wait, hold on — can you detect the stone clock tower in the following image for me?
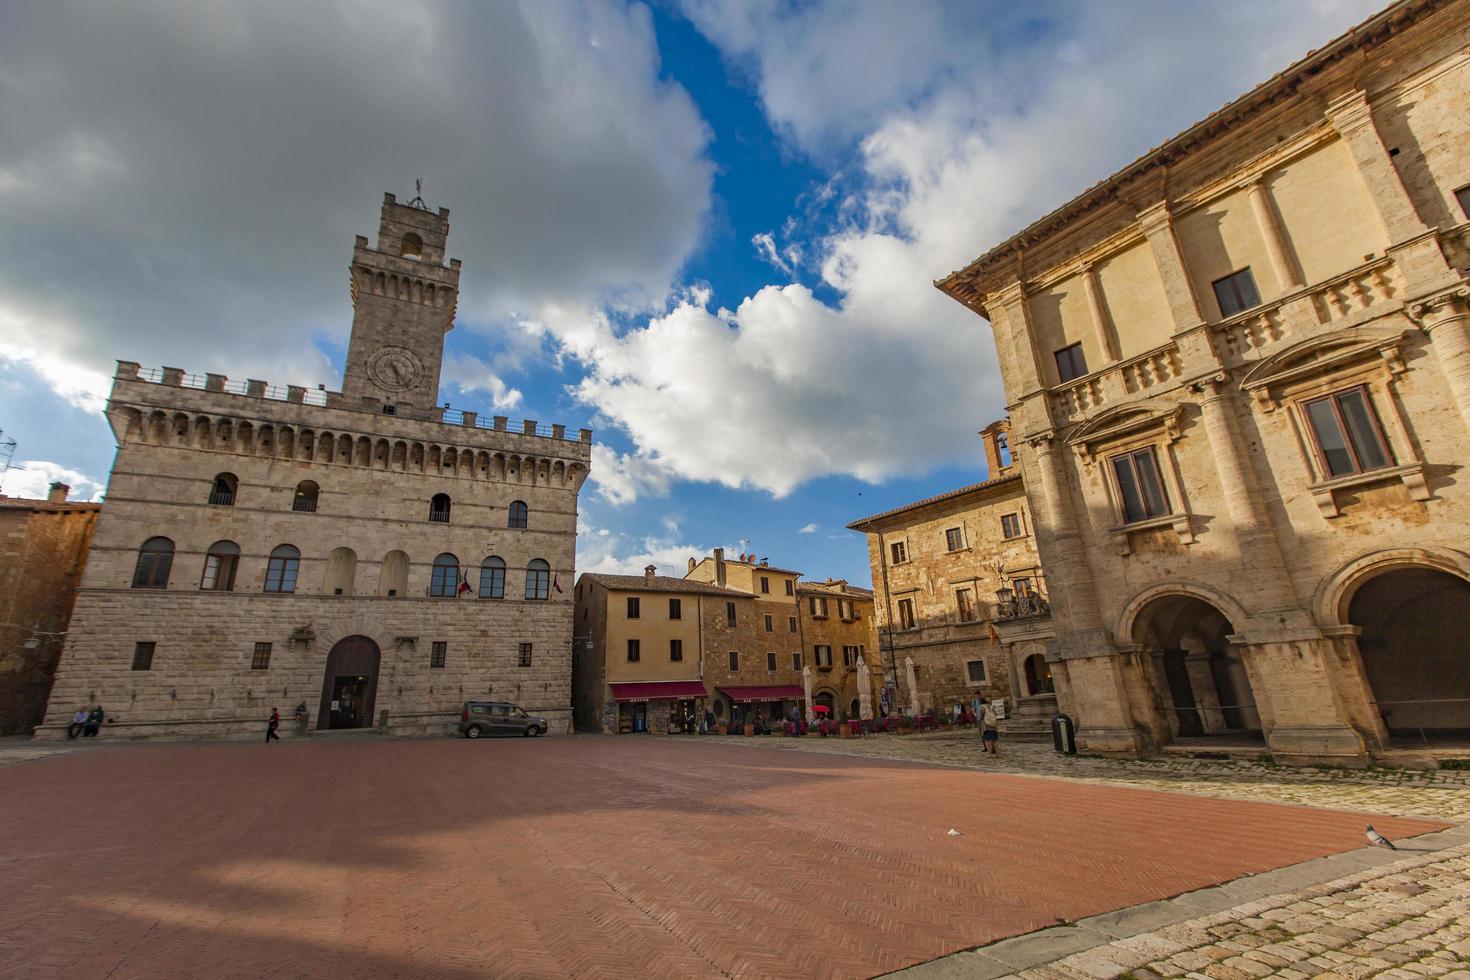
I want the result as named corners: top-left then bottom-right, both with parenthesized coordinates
top-left (341, 191), bottom-right (461, 416)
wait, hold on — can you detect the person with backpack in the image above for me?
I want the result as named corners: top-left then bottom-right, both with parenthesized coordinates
top-left (980, 699), bottom-right (999, 754)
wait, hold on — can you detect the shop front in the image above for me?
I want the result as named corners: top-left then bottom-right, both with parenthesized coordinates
top-left (717, 685), bottom-right (807, 731)
top-left (608, 680), bottom-right (708, 734)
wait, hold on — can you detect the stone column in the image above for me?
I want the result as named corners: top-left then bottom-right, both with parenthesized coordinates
top-left (1180, 638), bottom-right (1226, 735)
top-left (1187, 375), bottom-right (1296, 601)
top-left (1245, 179), bottom-right (1304, 294)
top-left (1411, 288), bottom-right (1470, 436)
top-left (1326, 89), bottom-right (1453, 292)
top-left (1081, 266), bottom-right (1121, 363)
top-left (1235, 638), bottom-right (1369, 766)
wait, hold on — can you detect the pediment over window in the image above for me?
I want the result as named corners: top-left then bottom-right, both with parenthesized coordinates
top-left (1067, 398), bottom-right (1183, 463)
top-left (1240, 326), bottom-right (1408, 410)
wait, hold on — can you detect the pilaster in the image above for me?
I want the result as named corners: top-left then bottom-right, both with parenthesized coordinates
top-left (1409, 287), bottom-right (1470, 436)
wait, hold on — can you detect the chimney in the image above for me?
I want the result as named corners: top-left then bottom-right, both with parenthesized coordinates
top-left (713, 547), bottom-right (726, 587)
top-left (643, 564), bottom-right (657, 585)
top-left (980, 419), bottom-right (1013, 477)
top-left (47, 482), bottom-right (70, 504)
top-left (687, 557), bottom-right (697, 574)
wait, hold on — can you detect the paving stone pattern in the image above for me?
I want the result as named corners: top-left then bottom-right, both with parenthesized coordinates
top-left (727, 733), bottom-right (1470, 820)
top-left (0, 738), bottom-right (1440, 979)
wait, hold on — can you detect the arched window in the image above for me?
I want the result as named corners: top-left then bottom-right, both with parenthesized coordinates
top-left (508, 500), bottom-right (528, 529)
top-left (1024, 653), bottom-right (1055, 696)
top-left (525, 559), bottom-right (550, 601)
top-left (264, 545), bottom-right (300, 594)
top-left (132, 537), bottom-right (174, 589)
top-left (479, 556), bottom-right (506, 599)
top-left (293, 481), bottom-right (319, 513)
top-left (428, 493), bottom-right (451, 523)
top-left (200, 540), bottom-right (240, 592)
top-left (209, 473), bottom-right (237, 506)
top-left (379, 550), bottom-right (408, 597)
top-left (430, 553), bottom-right (460, 597)
top-left (400, 233), bottom-right (423, 259)
top-left (323, 547), bottom-right (356, 595)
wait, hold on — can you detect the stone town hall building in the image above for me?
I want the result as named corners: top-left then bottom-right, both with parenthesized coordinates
top-left (37, 193), bottom-right (590, 739)
top-left (938, 0), bottom-right (1470, 766)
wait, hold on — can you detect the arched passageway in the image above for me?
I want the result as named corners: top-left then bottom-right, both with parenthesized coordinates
top-left (1134, 594), bottom-right (1259, 739)
top-left (1350, 568), bottom-right (1470, 737)
top-left (318, 635), bottom-right (381, 730)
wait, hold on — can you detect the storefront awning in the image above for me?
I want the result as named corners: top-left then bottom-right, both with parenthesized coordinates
top-left (719, 685), bottom-right (806, 703)
top-left (610, 681), bottom-right (708, 702)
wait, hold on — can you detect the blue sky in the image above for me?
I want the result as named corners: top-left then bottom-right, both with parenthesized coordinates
top-left (0, 0), bottom-right (1383, 586)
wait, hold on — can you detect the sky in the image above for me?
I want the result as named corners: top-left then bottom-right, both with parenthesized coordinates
top-left (0, 0), bottom-right (1384, 587)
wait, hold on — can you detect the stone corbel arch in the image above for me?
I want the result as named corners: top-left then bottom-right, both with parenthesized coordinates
top-left (1115, 580), bottom-right (1253, 648)
top-left (1313, 546), bottom-right (1470, 627)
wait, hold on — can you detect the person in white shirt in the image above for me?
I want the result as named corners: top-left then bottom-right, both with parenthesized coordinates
top-left (980, 699), bottom-right (1000, 754)
top-left (66, 707), bottom-right (89, 740)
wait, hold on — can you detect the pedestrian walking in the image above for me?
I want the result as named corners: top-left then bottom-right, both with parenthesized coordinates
top-left (980, 698), bottom-right (999, 754)
top-left (66, 706), bottom-right (89, 740)
top-left (83, 705), bottom-right (104, 737)
top-left (266, 707), bottom-right (281, 743)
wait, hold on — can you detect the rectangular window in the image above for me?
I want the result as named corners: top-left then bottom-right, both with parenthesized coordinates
top-left (767, 652), bottom-right (777, 671)
top-left (430, 641), bottom-right (446, 668)
top-left (726, 602), bottom-right (737, 626)
top-left (669, 598), bottom-right (682, 620)
top-left (966, 660), bottom-right (987, 683)
top-left (945, 527), bottom-right (963, 551)
top-left (251, 642), bottom-right (272, 670)
top-left (626, 596), bottom-right (640, 619)
top-left (1111, 446), bottom-right (1171, 523)
top-left (627, 639), bottom-right (641, 662)
top-left (1303, 386), bottom-right (1393, 479)
top-left (1055, 342), bottom-right (1088, 382)
top-left (1212, 267), bottom-right (1262, 318)
top-left (760, 576), bottom-right (770, 594)
top-left (897, 598), bottom-right (916, 630)
top-left (200, 551), bottom-right (238, 592)
top-left (784, 579), bottom-right (794, 595)
top-left (842, 645), bottom-right (860, 667)
top-left (788, 616), bottom-right (798, 633)
top-left (132, 641), bottom-right (155, 670)
top-left (814, 645), bottom-right (833, 668)
top-left (1001, 513), bottom-right (1024, 539)
top-left (808, 596), bottom-right (828, 618)
top-left (890, 541), bottom-right (907, 564)
top-left (1458, 185), bottom-right (1470, 220)
top-left (792, 652), bottom-right (802, 670)
top-left (728, 650), bottom-right (739, 671)
top-left (670, 639), bottom-right (683, 662)
top-left (1013, 577), bottom-right (1034, 596)
top-left (763, 614), bottom-right (773, 632)
top-left (518, 643), bottom-right (533, 667)
top-left (956, 588), bottom-right (976, 623)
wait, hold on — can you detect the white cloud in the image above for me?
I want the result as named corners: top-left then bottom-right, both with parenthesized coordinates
top-left (587, 444), bottom-right (679, 505)
top-left (1, 460), bottom-right (105, 502)
top-left (440, 353), bottom-right (524, 411)
top-left (798, 522), bottom-right (819, 534)
top-left (751, 231), bottom-right (792, 274)
top-left (575, 516), bottom-right (714, 578)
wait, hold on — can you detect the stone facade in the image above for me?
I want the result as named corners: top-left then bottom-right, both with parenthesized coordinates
top-left (36, 193), bottom-right (591, 740)
top-left (794, 579), bottom-right (881, 721)
top-left (937, 0), bottom-right (1470, 764)
top-left (572, 550), bottom-right (885, 733)
top-left (0, 485), bottom-right (99, 734)
top-left (849, 425), bottom-right (1055, 731)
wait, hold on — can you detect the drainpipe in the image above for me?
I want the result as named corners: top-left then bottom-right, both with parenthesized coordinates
top-left (875, 527), bottom-right (899, 715)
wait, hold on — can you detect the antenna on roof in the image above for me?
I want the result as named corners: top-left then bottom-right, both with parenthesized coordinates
top-left (407, 178), bottom-right (430, 211)
top-left (0, 429), bottom-right (16, 493)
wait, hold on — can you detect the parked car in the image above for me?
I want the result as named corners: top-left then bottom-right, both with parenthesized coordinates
top-left (459, 701), bottom-right (549, 739)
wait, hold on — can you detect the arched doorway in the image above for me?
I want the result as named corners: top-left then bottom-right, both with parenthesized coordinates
top-left (814, 690), bottom-right (836, 719)
top-left (1133, 594), bottom-right (1258, 739)
top-left (318, 635), bottom-right (381, 730)
top-left (1349, 568), bottom-right (1470, 738)
top-left (1023, 654), bottom-right (1055, 696)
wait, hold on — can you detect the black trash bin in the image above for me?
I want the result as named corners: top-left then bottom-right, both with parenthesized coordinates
top-left (1051, 713), bottom-right (1077, 755)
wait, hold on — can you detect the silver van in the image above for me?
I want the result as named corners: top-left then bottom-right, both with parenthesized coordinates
top-left (459, 701), bottom-right (548, 738)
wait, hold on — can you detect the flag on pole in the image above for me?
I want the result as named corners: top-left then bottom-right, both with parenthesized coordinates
top-left (458, 570), bottom-right (472, 595)
top-left (553, 574), bottom-right (564, 594)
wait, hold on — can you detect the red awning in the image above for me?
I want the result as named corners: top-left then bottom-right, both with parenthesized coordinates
top-left (719, 685), bottom-right (806, 702)
top-left (609, 681), bottom-right (708, 702)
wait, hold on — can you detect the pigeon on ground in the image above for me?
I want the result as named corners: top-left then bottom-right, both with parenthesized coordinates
top-left (1366, 825), bottom-right (1397, 850)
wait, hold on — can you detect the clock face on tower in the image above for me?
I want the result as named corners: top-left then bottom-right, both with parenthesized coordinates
top-left (367, 346), bottom-right (423, 392)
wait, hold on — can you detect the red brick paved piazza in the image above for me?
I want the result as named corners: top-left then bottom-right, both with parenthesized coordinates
top-left (0, 737), bottom-right (1443, 979)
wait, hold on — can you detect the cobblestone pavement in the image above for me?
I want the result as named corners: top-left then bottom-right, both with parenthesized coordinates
top-left (0, 737), bottom-right (1442, 979)
top-left (946, 837), bottom-right (1470, 980)
top-left (722, 733), bottom-right (1470, 821)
